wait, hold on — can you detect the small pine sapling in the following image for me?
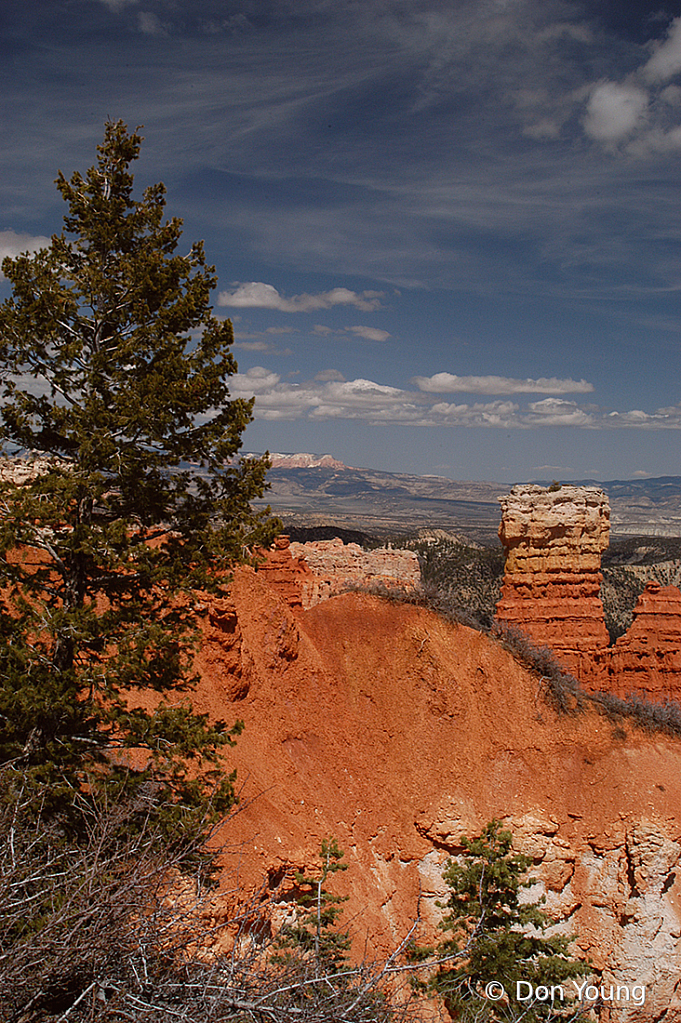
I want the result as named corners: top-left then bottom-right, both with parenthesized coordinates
top-left (274, 838), bottom-right (351, 973)
top-left (413, 820), bottom-right (588, 1021)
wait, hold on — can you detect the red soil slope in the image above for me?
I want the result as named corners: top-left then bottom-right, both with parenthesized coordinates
top-left (189, 569), bottom-right (681, 1019)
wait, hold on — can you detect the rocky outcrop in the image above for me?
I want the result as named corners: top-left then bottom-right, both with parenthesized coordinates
top-left (514, 817), bottom-right (681, 1023)
top-left (495, 485), bottom-right (611, 682)
top-left (254, 535), bottom-right (311, 610)
top-left (182, 576), bottom-right (681, 1022)
top-left (418, 807), bottom-right (681, 1022)
top-left (0, 453), bottom-right (69, 484)
top-left (256, 535), bottom-right (420, 610)
top-left (289, 537), bottom-right (420, 608)
top-left (608, 581), bottom-right (681, 700)
top-left (495, 485), bottom-right (681, 700)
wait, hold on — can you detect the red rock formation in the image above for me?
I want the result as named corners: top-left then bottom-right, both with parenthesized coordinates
top-left (185, 572), bottom-right (681, 1021)
top-left (495, 484), bottom-right (610, 682)
top-left (608, 581), bottom-right (681, 700)
top-left (289, 537), bottom-right (421, 608)
top-left (256, 535), bottom-right (420, 610)
top-left (254, 535), bottom-right (311, 609)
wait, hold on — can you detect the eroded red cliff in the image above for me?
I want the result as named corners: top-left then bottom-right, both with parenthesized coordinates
top-left (187, 571), bottom-right (681, 1022)
top-left (609, 581), bottom-right (681, 700)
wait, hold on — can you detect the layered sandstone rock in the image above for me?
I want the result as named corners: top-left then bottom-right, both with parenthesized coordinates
top-left (609, 581), bottom-right (681, 700)
top-left (254, 535), bottom-right (312, 609)
top-left (289, 537), bottom-right (420, 608)
top-left (256, 535), bottom-right (420, 609)
top-left (496, 484), bottom-right (611, 682)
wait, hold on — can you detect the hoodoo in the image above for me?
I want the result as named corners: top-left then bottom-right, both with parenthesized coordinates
top-left (495, 484), bottom-right (611, 682)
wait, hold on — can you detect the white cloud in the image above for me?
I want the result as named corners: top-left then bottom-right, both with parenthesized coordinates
top-left (661, 84), bottom-right (681, 106)
top-left (228, 365), bottom-right (681, 431)
top-left (523, 119), bottom-right (561, 140)
top-left (643, 17), bottom-right (681, 84)
top-left (627, 124), bottom-right (681, 156)
top-left (200, 14), bottom-right (250, 35)
top-left (138, 11), bottom-right (166, 35)
top-left (234, 340), bottom-right (270, 351)
top-left (412, 373), bottom-right (594, 395)
top-left (427, 400), bottom-right (521, 428)
top-left (608, 405), bottom-right (681, 427)
top-left (526, 398), bottom-right (594, 426)
top-left (0, 230), bottom-right (51, 278)
top-left (312, 378), bottom-right (405, 419)
top-left (347, 325), bottom-right (391, 342)
top-left (233, 340), bottom-right (292, 355)
top-left (218, 282), bottom-right (383, 313)
top-left (535, 22), bottom-right (592, 46)
top-left (229, 369), bottom-right (409, 422)
top-left (578, 18), bottom-right (681, 153)
top-left (583, 82), bottom-right (649, 145)
top-left (232, 366), bottom-right (282, 393)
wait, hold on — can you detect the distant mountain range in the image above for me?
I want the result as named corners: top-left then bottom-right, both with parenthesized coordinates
top-left (249, 454), bottom-right (681, 542)
top-left (267, 452), bottom-right (346, 469)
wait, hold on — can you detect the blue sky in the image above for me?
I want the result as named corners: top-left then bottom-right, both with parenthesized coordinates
top-left (2, 0), bottom-right (681, 482)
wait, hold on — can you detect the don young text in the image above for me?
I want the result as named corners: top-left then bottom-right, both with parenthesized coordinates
top-left (515, 981), bottom-right (646, 1007)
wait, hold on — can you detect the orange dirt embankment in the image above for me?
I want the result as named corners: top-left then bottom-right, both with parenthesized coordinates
top-left (189, 569), bottom-right (681, 1018)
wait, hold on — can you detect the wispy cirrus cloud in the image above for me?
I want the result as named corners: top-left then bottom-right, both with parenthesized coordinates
top-left (138, 11), bottom-right (167, 36)
top-left (4, 0), bottom-right (681, 481)
top-left (218, 281), bottom-right (383, 313)
top-left (94, 0), bottom-right (138, 11)
top-left (643, 16), bottom-right (681, 85)
top-left (413, 373), bottom-right (594, 395)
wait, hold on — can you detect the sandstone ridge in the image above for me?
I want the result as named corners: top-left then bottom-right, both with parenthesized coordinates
top-left (256, 534), bottom-right (421, 609)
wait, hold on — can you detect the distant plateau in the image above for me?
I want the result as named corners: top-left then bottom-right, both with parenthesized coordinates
top-left (249, 453), bottom-right (681, 542)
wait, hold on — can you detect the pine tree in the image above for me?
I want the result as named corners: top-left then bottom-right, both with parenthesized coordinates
top-left (274, 838), bottom-right (351, 972)
top-left (0, 120), bottom-right (278, 831)
top-left (414, 821), bottom-right (588, 1022)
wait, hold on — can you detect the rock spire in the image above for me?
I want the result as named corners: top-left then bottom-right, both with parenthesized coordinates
top-left (495, 484), bottom-right (610, 681)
